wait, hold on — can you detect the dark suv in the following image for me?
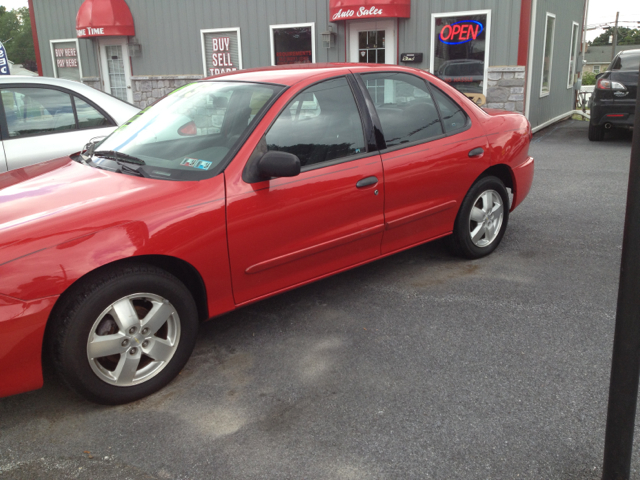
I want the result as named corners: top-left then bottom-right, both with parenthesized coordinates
top-left (588, 49), bottom-right (639, 141)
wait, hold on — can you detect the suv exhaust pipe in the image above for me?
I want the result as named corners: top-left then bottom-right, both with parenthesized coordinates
top-left (605, 123), bottom-right (613, 129)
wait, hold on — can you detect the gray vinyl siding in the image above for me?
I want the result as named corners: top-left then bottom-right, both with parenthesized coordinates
top-left (399, 0), bottom-right (522, 71)
top-left (527, 0), bottom-right (585, 129)
top-left (32, 0), bottom-right (100, 78)
top-left (32, 0), bottom-right (346, 79)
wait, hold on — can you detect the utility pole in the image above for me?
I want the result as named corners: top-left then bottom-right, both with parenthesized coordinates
top-left (602, 62), bottom-right (640, 480)
top-left (611, 12), bottom-right (619, 62)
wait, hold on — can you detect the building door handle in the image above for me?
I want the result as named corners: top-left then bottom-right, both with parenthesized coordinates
top-left (468, 147), bottom-right (484, 157)
top-left (356, 176), bottom-right (378, 188)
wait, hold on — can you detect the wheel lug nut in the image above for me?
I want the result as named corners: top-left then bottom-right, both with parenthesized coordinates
top-left (130, 347), bottom-right (138, 355)
top-left (142, 340), bottom-right (149, 348)
top-left (141, 328), bottom-right (149, 335)
top-left (128, 327), bottom-right (137, 334)
top-left (121, 339), bottom-right (129, 347)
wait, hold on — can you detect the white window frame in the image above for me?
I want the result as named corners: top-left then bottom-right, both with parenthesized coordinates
top-left (593, 65), bottom-right (601, 74)
top-left (567, 21), bottom-right (580, 89)
top-left (200, 27), bottom-right (243, 77)
top-left (540, 12), bottom-right (556, 98)
top-left (269, 22), bottom-right (315, 66)
top-left (429, 10), bottom-right (492, 98)
top-left (50, 38), bottom-right (83, 79)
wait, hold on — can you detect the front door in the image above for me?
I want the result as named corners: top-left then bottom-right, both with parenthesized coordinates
top-left (225, 76), bottom-right (384, 305)
top-left (98, 38), bottom-right (133, 103)
top-left (348, 19), bottom-right (396, 65)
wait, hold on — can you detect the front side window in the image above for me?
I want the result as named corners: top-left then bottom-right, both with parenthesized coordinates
top-left (270, 23), bottom-right (315, 66)
top-left (432, 12), bottom-right (490, 97)
top-left (540, 13), bottom-right (556, 96)
top-left (265, 77), bottom-right (365, 167)
top-left (361, 72), bottom-right (443, 147)
top-left (93, 81), bottom-right (283, 180)
top-left (1, 87), bottom-right (75, 137)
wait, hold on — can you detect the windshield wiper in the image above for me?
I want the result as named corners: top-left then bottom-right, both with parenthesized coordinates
top-left (93, 150), bottom-right (146, 165)
top-left (115, 161), bottom-right (149, 178)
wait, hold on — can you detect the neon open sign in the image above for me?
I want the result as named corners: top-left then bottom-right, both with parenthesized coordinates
top-left (439, 20), bottom-right (484, 45)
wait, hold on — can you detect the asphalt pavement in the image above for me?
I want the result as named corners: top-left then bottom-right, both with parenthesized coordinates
top-left (0, 119), bottom-right (636, 479)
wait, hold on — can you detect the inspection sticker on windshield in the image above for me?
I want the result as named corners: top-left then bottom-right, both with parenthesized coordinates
top-left (180, 158), bottom-right (212, 170)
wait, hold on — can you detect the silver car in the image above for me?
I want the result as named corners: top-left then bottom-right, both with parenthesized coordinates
top-left (0, 76), bottom-right (139, 172)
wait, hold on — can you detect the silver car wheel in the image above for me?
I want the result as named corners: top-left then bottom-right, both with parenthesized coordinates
top-left (469, 189), bottom-right (504, 248)
top-left (86, 293), bottom-right (181, 387)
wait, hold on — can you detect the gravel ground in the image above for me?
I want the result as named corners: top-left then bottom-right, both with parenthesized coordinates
top-left (0, 119), bottom-right (636, 479)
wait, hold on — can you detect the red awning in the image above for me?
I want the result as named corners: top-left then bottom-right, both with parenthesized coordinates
top-left (330, 0), bottom-right (410, 21)
top-left (76, 0), bottom-right (135, 38)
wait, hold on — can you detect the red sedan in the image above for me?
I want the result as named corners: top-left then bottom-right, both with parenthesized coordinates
top-left (0, 64), bottom-right (534, 404)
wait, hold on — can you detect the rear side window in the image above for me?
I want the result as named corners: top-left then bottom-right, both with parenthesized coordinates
top-left (430, 86), bottom-right (469, 135)
top-left (610, 52), bottom-right (640, 71)
top-left (360, 72), bottom-right (443, 147)
top-left (265, 77), bottom-right (365, 168)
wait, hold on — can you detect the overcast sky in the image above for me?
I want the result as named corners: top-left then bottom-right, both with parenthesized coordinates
top-left (1, 0), bottom-right (639, 41)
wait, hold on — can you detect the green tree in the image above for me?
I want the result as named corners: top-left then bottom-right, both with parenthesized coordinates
top-left (582, 72), bottom-right (596, 86)
top-left (591, 26), bottom-right (640, 46)
top-left (0, 6), bottom-right (36, 71)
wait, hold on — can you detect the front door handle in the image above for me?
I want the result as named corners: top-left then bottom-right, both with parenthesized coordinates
top-left (468, 147), bottom-right (484, 157)
top-left (356, 176), bottom-right (378, 188)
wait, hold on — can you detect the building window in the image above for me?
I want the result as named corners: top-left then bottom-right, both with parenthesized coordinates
top-left (431, 11), bottom-right (491, 98)
top-left (200, 28), bottom-right (243, 77)
top-left (567, 22), bottom-right (580, 88)
top-left (359, 30), bottom-right (385, 63)
top-left (270, 23), bottom-right (315, 66)
top-left (593, 65), bottom-right (601, 74)
top-left (50, 39), bottom-right (82, 81)
top-left (540, 12), bottom-right (556, 97)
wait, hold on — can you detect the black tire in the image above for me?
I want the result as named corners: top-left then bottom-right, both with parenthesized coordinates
top-left (588, 122), bottom-right (605, 141)
top-left (450, 176), bottom-right (510, 259)
top-left (49, 263), bottom-right (198, 405)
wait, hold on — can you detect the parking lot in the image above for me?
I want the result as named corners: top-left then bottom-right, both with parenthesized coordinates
top-left (0, 119), bottom-right (636, 479)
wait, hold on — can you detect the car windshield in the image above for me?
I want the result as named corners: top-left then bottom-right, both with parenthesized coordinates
top-left (92, 81), bottom-right (283, 180)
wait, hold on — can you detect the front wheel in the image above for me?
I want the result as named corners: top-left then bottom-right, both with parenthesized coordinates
top-left (450, 176), bottom-right (510, 259)
top-left (49, 264), bottom-right (199, 405)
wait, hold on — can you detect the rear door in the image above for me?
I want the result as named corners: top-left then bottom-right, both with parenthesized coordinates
top-left (225, 76), bottom-right (384, 304)
top-left (356, 71), bottom-right (490, 255)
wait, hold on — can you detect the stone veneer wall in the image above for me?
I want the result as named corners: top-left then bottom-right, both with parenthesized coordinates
top-left (132, 75), bottom-right (203, 108)
top-left (485, 66), bottom-right (526, 113)
top-left (83, 75), bottom-right (203, 108)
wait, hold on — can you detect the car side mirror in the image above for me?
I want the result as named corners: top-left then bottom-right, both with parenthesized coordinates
top-left (257, 151), bottom-right (301, 179)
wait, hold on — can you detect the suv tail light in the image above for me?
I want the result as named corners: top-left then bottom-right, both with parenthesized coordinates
top-left (596, 78), bottom-right (627, 91)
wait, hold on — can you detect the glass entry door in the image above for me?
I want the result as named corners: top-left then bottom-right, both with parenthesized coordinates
top-left (99, 37), bottom-right (133, 103)
top-left (348, 19), bottom-right (396, 65)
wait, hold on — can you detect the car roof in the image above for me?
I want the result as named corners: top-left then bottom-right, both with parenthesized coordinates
top-left (200, 62), bottom-right (423, 87)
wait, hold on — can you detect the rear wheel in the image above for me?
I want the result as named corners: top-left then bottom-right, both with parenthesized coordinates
top-left (49, 264), bottom-right (198, 405)
top-left (588, 122), bottom-right (605, 141)
top-left (450, 176), bottom-right (509, 259)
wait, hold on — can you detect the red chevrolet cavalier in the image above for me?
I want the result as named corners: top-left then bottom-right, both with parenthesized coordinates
top-left (0, 64), bottom-right (533, 404)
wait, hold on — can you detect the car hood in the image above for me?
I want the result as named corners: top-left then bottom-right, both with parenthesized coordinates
top-left (0, 157), bottom-right (210, 265)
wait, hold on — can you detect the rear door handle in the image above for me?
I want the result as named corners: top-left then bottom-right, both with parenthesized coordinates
top-left (356, 176), bottom-right (378, 188)
top-left (468, 147), bottom-right (484, 157)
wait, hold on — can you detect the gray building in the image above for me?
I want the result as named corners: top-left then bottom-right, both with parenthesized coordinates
top-left (29, 0), bottom-right (586, 131)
